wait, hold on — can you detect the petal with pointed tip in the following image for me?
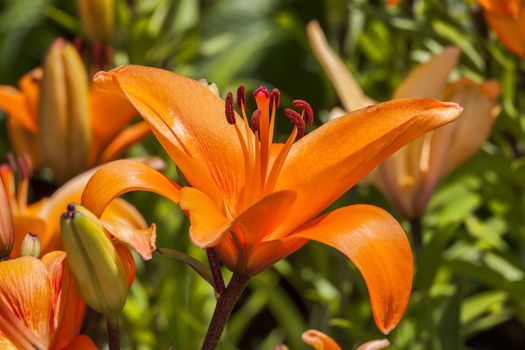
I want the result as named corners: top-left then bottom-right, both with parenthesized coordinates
top-left (290, 205), bottom-right (413, 334)
top-left (393, 46), bottom-right (461, 99)
top-left (274, 98), bottom-right (462, 238)
top-left (63, 335), bottom-right (98, 350)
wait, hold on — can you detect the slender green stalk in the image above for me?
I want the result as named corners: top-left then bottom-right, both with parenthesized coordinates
top-left (201, 273), bottom-right (250, 350)
top-left (410, 216), bottom-right (423, 255)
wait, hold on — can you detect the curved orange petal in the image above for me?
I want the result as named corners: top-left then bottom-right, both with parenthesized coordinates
top-left (0, 257), bottom-right (52, 349)
top-left (0, 86), bottom-right (37, 133)
top-left (302, 330), bottom-right (342, 350)
top-left (483, 10), bottom-right (525, 57)
top-left (41, 252), bottom-right (85, 350)
top-left (478, 0), bottom-right (521, 17)
top-left (179, 187), bottom-right (229, 248)
top-left (290, 205), bottom-right (413, 334)
top-left (89, 85), bottom-right (138, 151)
top-left (103, 220), bottom-right (156, 260)
top-left (307, 21), bottom-right (375, 112)
top-left (97, 121), bottom-right (151, 164)
top-left (356, 339), bottom-right (390, 350)
top-left (81, 159), bottom-right (180, 217)
top-left (115, 244), bottom-right (136, 288)
top-left (392, 46), bottom-right (461, 99)
top-left (63, 335), bottom-right (98, 350)
top-left (93, 66), bottom-right (245, 204)
top-left (274, 98), bottom-right (462, 239)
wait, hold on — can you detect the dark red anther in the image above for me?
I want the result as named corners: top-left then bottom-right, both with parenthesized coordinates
top-left (225, 92), bottom-right (236, 124)
top-left (236, 84), bottom-right (246, 109)
top-left (293, 99), bottom-right (314, 125)
top-left (253, 86), bottom-right (270, 99)
top-left (270, 88), bottom-right (280, 109)
top-left (250, 110), bottom-right (261, 133)
top-left (284, 108), bottom-right (305, 139)
top-left (17, 155), bottom-right (32, 179)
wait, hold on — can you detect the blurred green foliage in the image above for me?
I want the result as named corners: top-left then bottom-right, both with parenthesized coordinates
top-left (1, 0), bottom-right (525, 349)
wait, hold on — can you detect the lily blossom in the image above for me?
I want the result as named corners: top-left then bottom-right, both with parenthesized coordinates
top-left (82, 66), bottom-right (461, 333)
top-left (0, 157), bottom-right (157, 260)
top-left (0, 252), bottom-right (96, 349)
top-left (0, 39), bottom-right (150, 183)
top-left (477, 0), bottom-right (525, 57)
top-left (307, 21), bottom-right (501, 219)
top-left (302, 330), bottom-right (390, 350)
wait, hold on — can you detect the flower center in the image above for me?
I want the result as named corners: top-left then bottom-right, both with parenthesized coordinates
top-left (224, 85), bottom-right (313, 213)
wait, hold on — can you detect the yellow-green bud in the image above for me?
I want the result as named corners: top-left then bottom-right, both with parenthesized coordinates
top-left (61, 203), bottom-right (128, 315)
top-left (77, 0), bottom-right (114, 44)
top-left (38, 39), bottom-right (92, 183)
top-left (19, 233), bottom-right (41, 257)
top-left (0, 177), bottom-right (13, 259)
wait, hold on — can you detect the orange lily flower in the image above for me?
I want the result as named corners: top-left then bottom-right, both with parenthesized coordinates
top-left (0, 252), bottom-right (96, 349)
top-left (478, 0), bottom-right (525, 57)
top-left (0, 39), bottom-right (150, 183)
top-left (308, 21), bottom-right (501, 219)
top-left (81, 66), bottom-right (461, 333)
top-left (302, 330), bottom-right (389, 350)
top-left (0, 158), bottom-right (157, 260)
top-left (387, 0), bottom-right (401, 6)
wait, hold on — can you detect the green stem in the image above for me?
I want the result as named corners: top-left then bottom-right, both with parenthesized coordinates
top-left (106, 313), bottom-right (120, 350)
top-left (410, 217), bottom-right (423, 256)
top-left (201, 273), bottom-right (250, 350)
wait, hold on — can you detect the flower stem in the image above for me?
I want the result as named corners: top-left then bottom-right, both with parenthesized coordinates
top-left (106, 313), bottom-right (120, 350)
top-left (410, 217), bottom-right (423, 256)
top-left (201, 273), bottom-right (250, 350)
top-left (206, 248), bottom-right (225, 295)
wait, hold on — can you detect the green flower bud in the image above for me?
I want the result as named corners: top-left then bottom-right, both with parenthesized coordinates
top-left (19, 233), bottom-right (41, 257)
top-left (77, 0), bottom-right (114, 44)
top-left (61, 203), bottom-right (128, 315)
top-left (38, 39), bottom-right (92, 183)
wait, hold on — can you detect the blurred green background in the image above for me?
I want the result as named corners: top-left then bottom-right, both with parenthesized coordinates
top-left (1, 0), bottom-right (525, 349)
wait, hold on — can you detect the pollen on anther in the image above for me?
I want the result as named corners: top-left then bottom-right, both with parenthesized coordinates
top-left (253, 86), bottom-right (270, 99)
top-left (284, 108), bottom-right (305, 139)
top-left (237, 85), bottom-right (246, 109)
top-left (270, 88), bottom-right (280, 109)
top-left (225, 92), bottom-right (236, 124)
top-left (251, 110), bottom-right (261, 133)
top-left (293, 100), bottom-right (314, 125)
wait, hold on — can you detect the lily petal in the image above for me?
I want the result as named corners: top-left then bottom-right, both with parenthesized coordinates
top-left (302, 330), bottom-right (342, 350)
top-left (179, 187), bottom-right (229, 248)
top-left (115, 244), bottom-right (136, 287)
top-left (41, 252), bottom-right (84, 350)
top-left (290, 205), bottom-right (413, 334)
top-left (478, 0), bottom-right (521, 17)
top-left (63, 335), bottom-right (97, 350)
top-left (98, 121), bottom-right (151, 164)
top-left (444, 79), bottom-right (500, 174)
top-left (357, 339), bottom-right (390, 350)
top-left (0, 87), bottom-right (37, 133)
top-left (307, 21), bottom-right (375, 112)
top-left (482, 7), bottom-right (525, 57)
top-left (392, 46), bottom-right (461, 99)
top-left (93, 66), bottom-right (245, 204)
top-left (274, 98), bottom-right (462, 238)
top-left (103, 220), bottom-right (156, 260)
top-left (0, 257), bottom-right (52, 349)
top-left (81, 159), bottom-right (180, 217)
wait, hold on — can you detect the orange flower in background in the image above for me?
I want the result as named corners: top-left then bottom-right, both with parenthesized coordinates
top-left (302, 330), bottom-right (390, 350)
top-left (478, 0), bottom-right (525, 57)
top-left (0, 157), bottom-right (157, 260)
top-left (0, 39), bottom-right (150, 183)
top-left (82, 66), bottom-right (462, 333)
top-left (0, 253), bottom-right (95, 350)
top-left (307, 21), bottom-right (501, 219)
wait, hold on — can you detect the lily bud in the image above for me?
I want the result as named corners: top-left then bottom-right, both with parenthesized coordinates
top-left (61, 203), bottom-right (128, 315)
top-left (19, 233), bottom-right (41, 257)
top-left (77, 0), bottom-right (114, 44)
top-left (39, 39), bottom-right (92, 183)
top-left (0, 177), bottom-right (13, 259)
